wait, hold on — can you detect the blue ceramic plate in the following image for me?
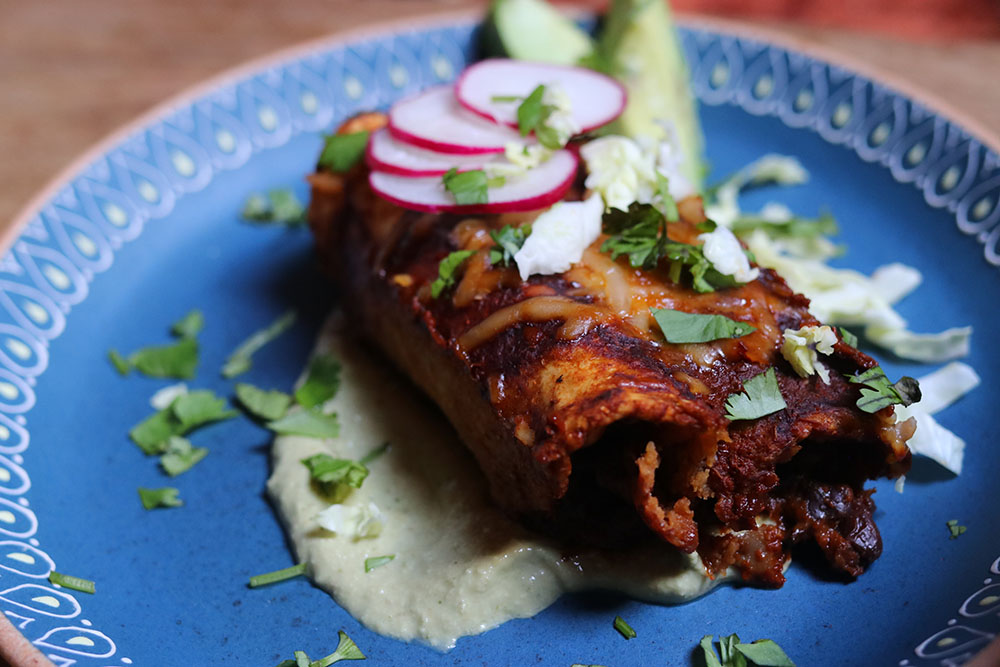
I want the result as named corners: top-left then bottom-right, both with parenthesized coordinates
top-left (1, 14), bottom-right (997, 667)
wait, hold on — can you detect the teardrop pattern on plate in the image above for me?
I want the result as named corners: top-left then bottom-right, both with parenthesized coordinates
top-left (149, 123), bottom-right (214, 194)
top-left (733, 46), bottom-right (787, 116)
top-left (13, 242), bottom-right (88, 307)
top-left (109, 150), bottom-right (177, 219)
top-left (915, 625), bottom-right (994, 659)
top-left (0, 583), bottom-right (78, 618)
top-left (0, 279), bottom-right (65, 341)
top-left (0, 540), bottom-right (55, 578)
top-left (0, 324), bottom-right (47, 378)
top-left (73, 178), bottom-right (146, 244)
top-left (923, 140), bottom-right (983, 209)
top-left (194, 99), bottom-right (254, 170)
top-left (0, 455), bottom-right (30, 496)
top-left (0, 413), bottom-right (29, 455)
top-left (283, 63), bottom-right (336, 132)
top-left (34, 626), bottom-right (117, 658)
top-left (238, 77), bottom-right (293, 149)
top-left (40, 206), bottom-right (114, 275)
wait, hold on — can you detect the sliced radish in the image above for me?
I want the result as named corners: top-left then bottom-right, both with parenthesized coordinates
top-left (455, 59), bottom-right (627, 134)
top-left (369, 149), bottom-right (578, 214)
top-left (366, 128), bottom-right (500, 177)
top-left (388, 85), bottom-right (523, 155)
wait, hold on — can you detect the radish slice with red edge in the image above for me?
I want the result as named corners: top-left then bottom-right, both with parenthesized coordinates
top-left (388, 85), bottom-right (523, 155)
top-left (366, 128), bottom-right (500, 177)
top-left (369, 149), bottom-right (578, 214)
top-left (455, 59), bottom-right (627, 134)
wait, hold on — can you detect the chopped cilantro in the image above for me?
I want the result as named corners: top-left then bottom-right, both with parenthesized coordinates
top-left (249, 562), bottom-right (307, 588)
top-left (128, 337), bottom-right (199, 379)
top-left (48, 571), bottom-right (95, 595)
top-left (442, 168), bottom-right (503, 206)
top-left (364, 555), bottom-right (395, 572)
top-left (159, 436), bottom-right (208, 477)
top-left (848, 366), bottom-right (921, 414)
top-left (318, 131), bottom-right (370, 173)
top-left (108, 349), bottom-right (131, 375)
top-left (838, 326), bottom-right (859, 348)
top-left (488, 224), bottom-right (532, 267)
top-left (313, 631), bottom-right (366, 665)
top-left (654, 172), bottom-right (679, 221)
top-left (612, 615), bottom-right (636, 640)
top-left (650, 308), bottom-right (756, 344)
top-left (946, 519), bottom-right (967, 540)
top-left (700, 634), bottom-right (796, 667)
top-left (172, 390), bottom-right (238, 430)
top-left (601, 203), bottom-right (668, 270)
top-left (430, 250), bottom-right (477, 299)
top-left (725, 368), bottom-right (787, 421)
top-left (267, 408), bottom-right (340, 439)
top-left (301, 453), bottom-right (368, 502)
top-left (241, 189), bottom-right (308, 226)
top-left (514, 84), bottom-right (564, 149)
top-left (295, 355), bottom-right (342, 409)
top-left (170, 309), bottom-right (204, 339)
top-left (359, 442), bottom-right (390, 465)
top-left (222, 310), bottom-right (297, 378)
top-left (138, 486), bottom-right (183, 510)
top-left (129, 389), bottom-right (236, 455)
top-left (235, 383), bottom-right (293, 421)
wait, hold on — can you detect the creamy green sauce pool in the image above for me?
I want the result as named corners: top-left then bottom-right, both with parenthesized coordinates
top-left (267, 317), bottom-right (725, 650)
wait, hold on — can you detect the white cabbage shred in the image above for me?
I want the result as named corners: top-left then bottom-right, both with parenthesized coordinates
top-left (315, 501), bottom-right (385, 540)
top-left (698, 225), bottom-right (759, 283)
top-left (150, 383), bottom-right (188, 409)
top-left (580, 133), bottom-right (694, 211)
top-left (781, 325), bottom-right (837, 383)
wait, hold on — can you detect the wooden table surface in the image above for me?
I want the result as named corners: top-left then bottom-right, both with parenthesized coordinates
top-left (1, 0), bottom-right (999, 235)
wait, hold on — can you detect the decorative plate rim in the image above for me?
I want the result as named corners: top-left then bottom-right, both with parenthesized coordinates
top-left (1, 9), bottom-right (997, 666)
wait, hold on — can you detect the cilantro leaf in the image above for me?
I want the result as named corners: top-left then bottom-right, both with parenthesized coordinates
top-left (654, 171), bottom-right (679, 221)
top-left (359, 442), bottom-right (390, 465)
top-left (430, 250), bottom-right (477, 299)
top-left (838, 326), bottom-right (858, 348)
top-left (612, 615), bottom-right (636, 640)
top-left (129, 390), bottom-right (236, 455)
top-left (701, 635), bottom-right (795, 667)
top-left (946, 519), bottom-right (967, 539)
top-left (725, 368), bottom-right (787, 421)
top-left (159, 436), bottom-right (208, 477)
top-left (700, 635), bottom-right (725, 667)
top-left (159, 437), bottom-right (206, 476)
top-left (48, 571), bottom-right (95, 595)
top-left (601, 203), bottom-right (669, 269)
top-left (310, 631), bottom-right (366, 665)
top-left (241, 190), bottom-right (307, 226)
top-left (128, 337), bottom-right (199, 379)
top-left (172, 390), bottom-right (238, 430)
top-left (295, 355), bottom-right (342, 409)
top-left (364, 555), bottom-right (395, 572)
top-left (516, 85), bottom-right (549, 137)
top-left (267, 408), bottom-right (340, 439)
top-left (735, 639), bottom-right (796, 666)
top-left (301, 453), bottom-right (368, 502)
top-left (138, 486), bottom-right (183, 510)
top-left (249, 562), bottom-right (307, 588)
top-left (108, 349), bottom-right (131, 375)
top-left (318, 131), bottom-right (370, 173)
top-left (651, 308), bottom-right (756, 344)
top-left (130, 409), bottom-right (181, 455)
top-left (848, 366), bottom-right (920, 413)
top-left (222, 310), bottom-right (297, 378)
top-left (170, 309), bottom-right (204, 339)
top-left (488, 224), bottom-right (532, 267)
top-left (442, 168), bottom-right (501, 206)
top-left (235, 383), bottom-right (293, 421)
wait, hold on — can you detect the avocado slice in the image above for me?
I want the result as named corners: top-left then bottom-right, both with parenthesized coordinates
top-left (480, 0), bottom-right (595, 65)
top-left (598, 0), bottom-right (705, 189)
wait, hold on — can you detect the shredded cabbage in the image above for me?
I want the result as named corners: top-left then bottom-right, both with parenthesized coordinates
top-left (315, 501), bottom-right (385, 540)
top-left (710, 155), bottom-right (973, 364)
top-left (150, 383), bottom-right (188, 410)
top-left (781, 325), bottom-right (836, 383)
